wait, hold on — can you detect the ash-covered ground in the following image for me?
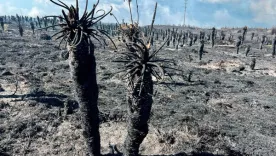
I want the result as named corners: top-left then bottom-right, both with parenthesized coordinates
top-left (0, 23), bottom-right (276, 156)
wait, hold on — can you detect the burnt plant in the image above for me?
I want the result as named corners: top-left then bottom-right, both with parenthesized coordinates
top-left (207, 34), bottom-right (210, 41)
top-left (187, 70), bottom-right (193, 82)
top-left (150, 34), bottom-right (154, 46)
top-left (30, 22), bottom-right (35, 34)
top-left (162, 32), bottom-right (166, 41)
top-left (0, 17), bottom-right (4, 30)
top-left (173, 36), bottom-right (176, 46)
top-left (193, 34), bottom-right (198, 44)
top-left (199, 39), bottom-right (204, 60)
top-left (18, 21), bottom-right (24, 36)
top-left (113, 19), bottom-right (139, 43)
top-left (220, 31), bottom-right (225, 40)
top-left (181, 33), bottom-right (186, 46)
top-left (41, 0), bottom-right (115, 155)
top-left (260, 35), bottom-right (266, 50)
top-left (177, 35), bottom-right (181, 47)
top-left (167, 39), bottom-right (170, 46)
top-left (16, 14), bottom-right (23, 35)
top-left (115, 2), bottom-right (176, 156)
top-left (251, 32), bottom-right (254, 40)
top-left (155, 32), bottom-right (158, 40)
top-left (250, 58), bottom-right (256, 70)
top-left (111, 0), bottom-right (140, 43)
top-left (199, 31), bottom-right (205, 40)
top-left (43, 17), bottom-right (48, 31)
top-left (59, 15), bottom-right (64, 22)
top-left (189, 34), bottom-right (193, 46)
top-left (228, 34), bottom-right (233, 41)
top-left (245, 45), bottom-right (251, 57)
top-left (37, 16), bottom-right (42, 28)
top-left (236, 36), bottom-right (242, 54)
top-left (51, 17), bottom-right (57, 30)
top-left (273, 35), bottom-right (276, 58)
top-left (242, 26), bottom-right (247, 44)
top-left (272, 27), bottom-right (276, 35)
top-left (211, 27), bottom-right (215, 48)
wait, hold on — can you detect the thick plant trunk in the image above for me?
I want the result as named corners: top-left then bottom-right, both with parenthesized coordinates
top-left (199, 43), bottom-right (204, 60)
top-left (211, 39), bottom-right (214, 48)
top-left (272, 39), bottom-right (276, 58)
top-left (124, 72), bottom-right (153, 156)
top-left (67, 41), bottom-right (100, 156)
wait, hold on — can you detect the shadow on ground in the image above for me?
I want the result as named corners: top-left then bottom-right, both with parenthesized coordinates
top-left (104, 152), bottom-right (227, 156)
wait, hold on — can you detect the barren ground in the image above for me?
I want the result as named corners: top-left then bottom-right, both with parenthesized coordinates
top-left (0, 24), bottom-right (276, 156)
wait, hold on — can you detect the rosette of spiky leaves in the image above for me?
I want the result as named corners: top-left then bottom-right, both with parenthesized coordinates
top-left (116, 36), bottom-right (171, 96)
top-left (120, 22), bottom-right (139, 41)
top-left (110, 0), bottom-right (140, 42)
top-left (39, 0), bottom-right (116, 49)
top-left (110, 12), bottom-right (140, 42)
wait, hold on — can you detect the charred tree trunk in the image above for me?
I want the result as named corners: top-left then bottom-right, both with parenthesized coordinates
top-left (250, 58), bottom-right (256, 70)
top-left (67, 41), bottom-right (100, 156)
top-left (272, 37), bottom-right (276, 58)
top-left (245, 45), bottom-right (251, 57)
top-left (19, 25), bottom-right (23, 37)
top-left (236, 37), bottom-right (242, 54)
top-left (199, 40), bottom-right (204, 60)
top-left (242, 26), bottom-right (247, 44)
top-left (211, 27), bottom-right (216, 48)
top-left (124, 72), bottom-right (153, 156)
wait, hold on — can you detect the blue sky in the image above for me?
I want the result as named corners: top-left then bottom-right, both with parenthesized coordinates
top-left (0, 0), bottom-right (275, 28)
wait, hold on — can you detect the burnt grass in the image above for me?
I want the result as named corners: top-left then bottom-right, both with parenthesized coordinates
top-left (0, 24), bottom-right (276, 156)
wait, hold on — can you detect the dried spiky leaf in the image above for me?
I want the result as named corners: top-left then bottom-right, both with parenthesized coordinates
top-left (38, 0), bottom-right (116, 49)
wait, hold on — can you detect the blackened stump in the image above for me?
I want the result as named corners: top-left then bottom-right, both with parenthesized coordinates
top-left (250, 58), bottom-right (256, 70)
top-left (199, 40), bottom-right (204, 60)
top-left (124, 72), bottom-right (153, 156)
top-left (272, 36), bottom-right (276, 58)
top-left (67, 41), bottom-right (100, 156)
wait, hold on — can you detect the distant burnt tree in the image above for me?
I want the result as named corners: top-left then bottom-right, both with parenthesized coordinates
top-left (272, 27), bottom-right (276, 35)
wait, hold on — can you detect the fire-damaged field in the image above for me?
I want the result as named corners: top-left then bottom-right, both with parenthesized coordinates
top-left (0, 22), bottom-right (276, 156)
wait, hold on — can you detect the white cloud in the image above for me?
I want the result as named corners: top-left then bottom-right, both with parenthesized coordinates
top-left (212, 9), bottom-right (233, 28)
top-left (214, 9), bottom-right (231, 21)
top-left (34, 0), bottom-right (76, 6)
top-left (212, 8), bottom-right (248, 28)
top-left (0, 2), bottom-right (28, 16)
top-left (0, 0), bottom-right (202, 27)
top-left (199, 0), bottom-right (240, 3)
top-left (0, 0), bottom-right (273, 28)
top-left (95, 0), bottom-right (202, 26)
top-left (34, 0), bottom-right (49, 4)
top-left (95, 0), bottom-right (187, 26)
top-left (250, 0), bottom-right (276, 25)
top-left (28, 7), bottom-right (45, 17)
